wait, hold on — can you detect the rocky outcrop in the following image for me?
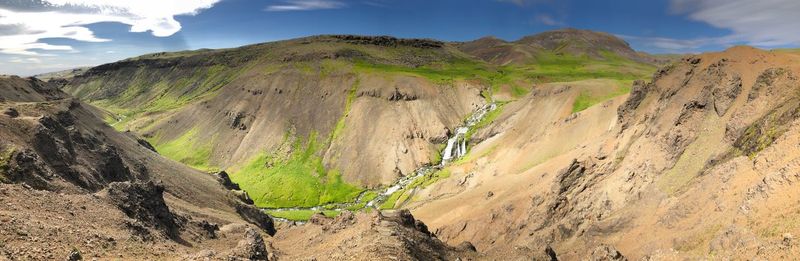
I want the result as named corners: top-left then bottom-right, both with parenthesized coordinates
top-left (105, 181), bottom-right (182, 239)
top-left (328, 35), bottom-right (444, 49)
top-left (214, 170), bottom-right (240, 190)
top-left (235, 204), bottom-right (277, 236)
top-left (0, 76), bottom-right (278, 259)
top-left (589, 244), bottom-right (627, 261)
top-left (3, 107), bottom-right (18, 118)
top-left (617, 80), bottom-right (649, 128)
top-left (229, 228), bottom-right (269, 260)
top-left (1, 107), bottom-right (140, 192)
top-left (271, 210), bottom-right (480, 260)
top-left (135, 137), bottom-right (157, 152)
top-left (747, 68), bottom-right (792, 102)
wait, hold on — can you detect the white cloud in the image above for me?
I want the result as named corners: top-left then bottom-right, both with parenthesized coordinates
top-left (534, 14), bottom-right (563, 26)
top-left (620, 0), bottom-right (800, 53)
top-left (0, 0), bottom-right (221, 56)
top-left (9, 57), bottom-right (42, 63)
top-left (618, 34), bottom-right (733, 53)
top-left (671, 0), bottom-right (800, 47)
top-left (266, 0), bottom-right (346, 12)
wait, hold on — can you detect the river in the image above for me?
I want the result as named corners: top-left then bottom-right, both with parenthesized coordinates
top-left (266, 102), bottom-right (497, 222)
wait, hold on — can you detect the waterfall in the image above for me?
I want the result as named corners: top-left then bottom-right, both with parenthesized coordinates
top-left (265, 102), bottom-right (498, 213)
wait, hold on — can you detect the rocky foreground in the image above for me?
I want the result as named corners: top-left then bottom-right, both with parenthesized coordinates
top-left (0, 76), bottom-right (483, 260)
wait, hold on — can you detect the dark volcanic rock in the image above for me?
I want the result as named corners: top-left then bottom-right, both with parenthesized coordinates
top-left (6, 110), bottom-right (136, 191)
top-left (106, 181), bottom-right (182, 238)
top-left (229, 228), bottom-right (268, 260)
top-left (3, 107), bottom-right (19, 118)
top-left (67, 248), bottom-right (82, 261)
top-left (235, 204), bottom-right (277, 236)
top-left (388, 88), bottom-right (419, 101)
top-left (135, 137), bottom-right (157, 152)
top-left (456, 241), bottom-right (478, 252)
top-left (215, 170), bottom-right (240, 190)
top-left (194, 220), bottom-right (220, 239)
top-left (545, 245), bottom-right (559, 261)
top-left (329, 35), bottom-right (444, 49)
top-left (617, 80), bottom-right (649, 127)
top-left (381, 209), bottom-right (433, 236)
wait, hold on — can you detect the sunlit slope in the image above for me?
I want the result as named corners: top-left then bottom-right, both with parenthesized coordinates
top-left (62, 32), bottom-right (658, 208)
top-left (407, 46), bottom-right (800, 260)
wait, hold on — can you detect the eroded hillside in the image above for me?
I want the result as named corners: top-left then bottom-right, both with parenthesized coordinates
top-left (61, 32), bottom-right (657, 213)
top-left (10, 29), bottom-right (800, 260)
top-left (405, 46), bottom-right (800, 260)
top-left (0, 76), bottom-right (277, 259)
top-left (0, 76), bottom-right (477, 260)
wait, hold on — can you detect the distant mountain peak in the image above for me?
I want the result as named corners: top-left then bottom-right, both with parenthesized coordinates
top-left (459, 28), bottom-right (659, 65)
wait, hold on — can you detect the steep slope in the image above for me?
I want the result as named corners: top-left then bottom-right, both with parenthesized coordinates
top-left (270, 210), bottom-right (484, 260)
top-left (0, 76), bottom-right (276, 259)
top-left (62, 35), bottom-right (490, 209)
top-left (61, 32), bottom-right (659, 212)
top-left (32, 67), bottom-right (91, 82)
top-left (406, 46), bottom-right (800, 259)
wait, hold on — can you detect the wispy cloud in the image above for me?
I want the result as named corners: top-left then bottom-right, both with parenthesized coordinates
top-left (618, 34), bottom-right (735, 53)
top-left (670, 0), bottom-right (800, 47)
top-left (362, 0), bottom-right (390, 8)
top-left (621, 0), bottom-right (800, 53)
top-left (0, 0), bottom-right (221, 56)
top-left (266, 0), bottom-right (346, 12)
top-left (9, 57), bottom-right (42, 63)
top-left (534, 14), bottom-right (564, 26)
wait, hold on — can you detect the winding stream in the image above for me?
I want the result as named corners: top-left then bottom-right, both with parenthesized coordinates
top-left (266, 102), bottom-right (497, 222)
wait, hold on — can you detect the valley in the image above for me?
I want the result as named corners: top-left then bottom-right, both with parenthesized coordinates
top-left (60, 31), bottom-right (657, 213)
top-left (4, 28), bottom-right (800, 260)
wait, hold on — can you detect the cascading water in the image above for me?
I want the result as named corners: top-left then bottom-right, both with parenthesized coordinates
top-left (263, 102), bottom-right (498, 218)
top-left (366, 102), bottom-right (496, 207)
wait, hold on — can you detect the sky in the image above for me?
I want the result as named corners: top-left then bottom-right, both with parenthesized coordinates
top-left (1, 0), bottom-right (799, 76)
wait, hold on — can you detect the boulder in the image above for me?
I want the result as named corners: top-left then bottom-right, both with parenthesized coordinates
top-left (215, 171), bottom-right (240, 190)
top-left (3, 107), bottom-right (19, 118)
top-left (590, 244), bottom-right (627, 261)
top-left (67, 248), bottom-right (82, 261)
top-left (229, 228), bottom-right (268, 260)
top-left (456, 241), bottom-right (477, 252)
top-left (234, 203), bottom-right (276, 236)
top-left (105, 181), bottom-right (181, 238)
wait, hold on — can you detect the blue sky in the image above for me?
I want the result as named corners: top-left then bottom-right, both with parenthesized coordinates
top-left (1, 0), bottom-right (798, 76)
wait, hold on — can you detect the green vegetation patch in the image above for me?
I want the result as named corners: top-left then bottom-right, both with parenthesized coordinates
top-left (229, 133), bottom-right (364, 208)
top-left (731, 99), bottom-right (800, 159)
top-left (87, 63), bottom-right (250, 131)
top-left (465, 102), bottom-right (507, 142)
top-left (526, 51), bottom-right (655, 83)
top-left (379, 168), bottom-right (451, 209)
top-left (353, 58), bottom-right (498, 86)
top-left (330, 78), bottom-right (359, 142)
top-left (0, 146), bottom-right (15, 183)
top-left (148, 128), bottom-right (217, 172)
top-left (571, 81), bottom-right (632, 113)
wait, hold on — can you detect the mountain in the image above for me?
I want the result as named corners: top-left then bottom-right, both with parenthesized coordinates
top-left (59, 32), bottom-right (658, 212)
top-left (0, 75), bottom-right (472, 260)
top-left (32, 67), bottom-right (91, 82)
top-left (407, 46), bottom-right (800, 259)
top-left (8, 28), bottom-right (800, 259)
top-left (457, 28), bottom-right (669, 66)
top-left (0, 76), bottom-right (277, 259)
